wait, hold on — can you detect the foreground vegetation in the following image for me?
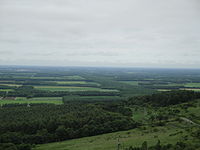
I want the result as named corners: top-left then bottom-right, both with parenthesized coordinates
top-left (1, 90), bottom-right (200, 150)
top-left (33, 91), bottom-right (200, 150)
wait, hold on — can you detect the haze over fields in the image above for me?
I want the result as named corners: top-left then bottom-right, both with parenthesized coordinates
top-left (0, 0), bottom-right (200, 68)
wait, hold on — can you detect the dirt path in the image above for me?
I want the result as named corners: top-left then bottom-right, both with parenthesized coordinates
top-left (180, 117), bottom-right (200, 127)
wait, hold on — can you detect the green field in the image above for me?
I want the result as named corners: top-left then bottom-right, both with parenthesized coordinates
top-left (0, 89), bottom-right (14, 91)
top-left (30, 75), bottom-right (85, 80)
top-left (0, 97), bottom-right (63, 105)
top-left (120, 81), bottom-right (139, 86)
top-left (156, 83), bottom-right (183, 87)
top-left (184, 83), bottom-right (200, 88)
top-left (0, 80), bottom-right (15, 83)
top-left (55, 81), bottom-right (88, 84)
top-left (180, 88), bottom-right (200, 92)
top-left (34, 86), bottom-right (118, 92)
top-left (33, 125), bottom-right (186, 150)
top-left (157, 89), bottom-right (171, 92)
top-left (0, 83), bottom-right (21, 87)
top-left (54, 81), bottom-right (100, 86)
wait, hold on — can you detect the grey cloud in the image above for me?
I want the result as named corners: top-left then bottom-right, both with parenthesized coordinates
top-left (0, 0), bottom-right (200, 68)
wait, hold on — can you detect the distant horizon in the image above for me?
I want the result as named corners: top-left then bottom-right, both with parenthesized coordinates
top-left (1, 64), bottom-right (200, 70)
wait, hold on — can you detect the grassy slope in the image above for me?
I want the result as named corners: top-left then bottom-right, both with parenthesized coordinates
top-left (33, 125), bottom-right (186, 150)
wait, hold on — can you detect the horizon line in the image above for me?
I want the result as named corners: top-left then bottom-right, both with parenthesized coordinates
top-left (0, 64), bottom-right (200, 70)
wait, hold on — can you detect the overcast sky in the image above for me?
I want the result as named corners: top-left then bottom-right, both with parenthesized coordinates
top-left (0, 0), bottom-right (200, 68)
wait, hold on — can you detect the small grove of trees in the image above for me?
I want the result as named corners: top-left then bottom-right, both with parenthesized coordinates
top-left (126, 90), bottom-right (200, 107)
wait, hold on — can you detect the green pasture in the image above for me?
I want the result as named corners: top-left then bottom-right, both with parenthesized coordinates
top-left (0, 97), bottom-right (63, 105)
top-left (179, 88), bottom-right (200, 92)
top-left (54, 81), bottom-right (100, 86)
top-left (120, 81), bottom-right (139, 86)
top-left (0, 83), bottom-right (21, 87)
top-left (34, 125), bottom-right (186, 150)
top-left (78, 96), bottom-right (121, 99)
top-left (184, 83), bottom-right (200, 88)
top-left (0, 89), bottom-right (14, 92)
top-left (55, 81), bottom-right (88, 84)
top-left (156, 83), bottom-right (183, 87)
top-left (30, 75), bottom-right (85, 80)
top-left (0, 80), bottom-right (15, 83)
top-left (157, 89), bottom-right (171, 92)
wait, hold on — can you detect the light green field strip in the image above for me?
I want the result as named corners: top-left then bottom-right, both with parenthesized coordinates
top-left (180, 88), bottom-right (200, 92)
top-left (76, 96), bottom-right (121, 99)
top-left (0, 83), bottom-right (21, 87)
top-left (55, 81), bottom-right (88, 84)
top-left (155, 83), bottom-right (184, 87)
top-left (120, 81), bottom-right (139, 86)
top-left (155, 83), bottom-right (200, 88)
top-left (34, 86), bottom-right (118, 92)
top-left (157, 88), bottom-right (200, 92)
top-left (184, 83), bottom-right (200, 88)
top-left (30, 75), bottom-right (85, 80)
top-left (0, 89), bottom-right (14, 91)
top-left (34, 125), bottom-right (185, 150)
top-left (0, 80), bottom-right (15, 83)
top-left (157, 89), bottom-right (171, 92)
top-left (53, 81), bottom-right (100, 86)
top-left (0, 97), bottom-right (63, 105)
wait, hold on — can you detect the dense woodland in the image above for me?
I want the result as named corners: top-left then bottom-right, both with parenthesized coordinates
top-left (0, 103), bottom-right (137, 150)
top-left (126, 90), bottom-right (200, 106)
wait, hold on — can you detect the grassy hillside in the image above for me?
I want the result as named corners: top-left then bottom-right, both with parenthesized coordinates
top-left (33, 124), bottom-right (196, 150)
top-left (34, 99), bottom-right (200, 150)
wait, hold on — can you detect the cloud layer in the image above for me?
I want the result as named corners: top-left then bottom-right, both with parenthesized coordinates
top-left (0, 0), bottom-right (200, 68)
